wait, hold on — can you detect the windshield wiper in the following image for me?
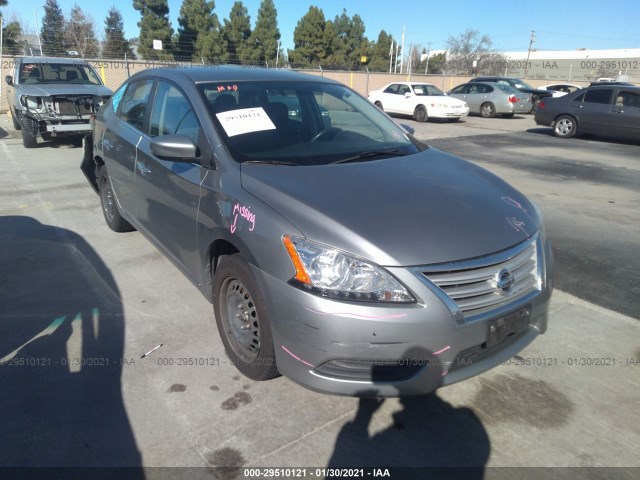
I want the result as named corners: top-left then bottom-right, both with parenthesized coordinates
top-left (244, 160), bottom-right (300, 166)
top-left (331, 148), bottom-right (405, 164)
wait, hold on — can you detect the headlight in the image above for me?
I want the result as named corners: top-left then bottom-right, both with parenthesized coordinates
top-left (20, 95), bottom-right (42, 109)
top-left (282, 235), bottom-right (415, 303)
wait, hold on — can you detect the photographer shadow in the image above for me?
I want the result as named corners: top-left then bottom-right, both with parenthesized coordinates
top-left (327, 347), bottom-right (490, 479)
top-left (0, 216), bottom-right (143, 475)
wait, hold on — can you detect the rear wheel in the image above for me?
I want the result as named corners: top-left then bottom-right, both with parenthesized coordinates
top-left (98, 167), bottom-right (135, 232)
top-left (553, 115), bottom-right (577, 138)
top-left (20, 116), bottom-right (38, 148)
top-left (414, 105), bottom-right (428, 122)
top-left (213, 254), bottom-right (278, 381)
top-left (480, 102), bottom-right (496, 118)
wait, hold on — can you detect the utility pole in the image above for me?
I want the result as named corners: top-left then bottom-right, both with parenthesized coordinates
top-left (424, 42), bottom-right (432, 74)
top-left (524, 30), bottom-right (535, 78)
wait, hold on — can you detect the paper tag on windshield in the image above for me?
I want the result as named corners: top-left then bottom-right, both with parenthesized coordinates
top-left (216, 107), bottom-right (276, 137)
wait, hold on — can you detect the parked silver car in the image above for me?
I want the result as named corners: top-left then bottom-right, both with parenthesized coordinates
top-left (4, 57), bottom-right (112, 148)
top-left (83, 66), bottom-right (553, 396)
top-left (449, 82), bottom-right (532, 117)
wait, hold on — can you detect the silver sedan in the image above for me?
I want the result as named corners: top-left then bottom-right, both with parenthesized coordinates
top-left (449, 82), bottom-right (532, 118)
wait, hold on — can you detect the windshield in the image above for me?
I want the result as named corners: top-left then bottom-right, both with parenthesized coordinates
top-left (19, 63), bottom-right (103, 86)
top-left (412, 84), bottom-right (445, 96)
top-left (200, 81), bottom-right (423, 165)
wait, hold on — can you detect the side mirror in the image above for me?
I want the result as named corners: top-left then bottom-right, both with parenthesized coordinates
top-left (399, 123), bottom-right (415, 135)
top-left (150, 135), bottom-right (198, 161)
top-left (404, 92), bottom-right (412, 98)
top-left (5, 75), bottom-right (13, 86)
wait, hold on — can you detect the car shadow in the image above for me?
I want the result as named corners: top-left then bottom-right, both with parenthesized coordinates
top-left (0, 216), bottom-right (143, 475)
top-left (326, 347), bottom-right (490, 479)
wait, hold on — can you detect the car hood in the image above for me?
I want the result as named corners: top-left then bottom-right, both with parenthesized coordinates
top-left (240, 148), bottom-right (540, 267)
top-left (16, 84), bottom-right (113, 97)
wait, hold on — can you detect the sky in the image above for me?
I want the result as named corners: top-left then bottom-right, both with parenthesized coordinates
top-left (3, 0), bottom-right (640, 54)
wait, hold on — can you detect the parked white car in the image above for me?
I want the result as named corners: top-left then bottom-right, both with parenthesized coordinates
top-left (538, 83), bottom-right (583, 98)
top-left (368, 82), bottom-right (469, 122)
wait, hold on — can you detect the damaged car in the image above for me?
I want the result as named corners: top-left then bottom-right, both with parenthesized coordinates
top-left (5, 57), bottom-right (112, 148)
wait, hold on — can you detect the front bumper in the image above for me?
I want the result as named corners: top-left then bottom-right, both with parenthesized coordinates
top-left (255, 236), bottom-right (553, 396)
top-left (429, 106), bottom-right (470, 119)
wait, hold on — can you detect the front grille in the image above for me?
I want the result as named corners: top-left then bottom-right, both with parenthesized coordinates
top-left (55, 98), bottom-right (93, 116)
top-left (421, 237), bottom-right (540, 319)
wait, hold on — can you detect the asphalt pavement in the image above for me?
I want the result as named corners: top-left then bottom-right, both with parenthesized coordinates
top-left (0, 112), bottom-right (639, 479)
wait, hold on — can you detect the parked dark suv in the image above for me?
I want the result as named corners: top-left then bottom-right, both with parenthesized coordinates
top-left (469, 77), bottom-right (553, 111)
top-left (4, 57), bottom-right (112, 148)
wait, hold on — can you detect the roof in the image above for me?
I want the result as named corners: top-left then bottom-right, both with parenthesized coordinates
top-left (130, 65), bottom-right (340, 85)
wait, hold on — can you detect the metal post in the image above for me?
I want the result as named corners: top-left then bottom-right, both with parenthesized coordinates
top-left (365, 66), bottom-right (369, 96)
top-left (425, 42), bottom-right (431, 75)
top-left (524, 30), bottom-right (535, 78)
top-left (34, 10), bottom-right (43, 56)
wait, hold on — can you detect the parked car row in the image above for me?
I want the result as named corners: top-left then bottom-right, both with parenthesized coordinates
top-left (367, 77), bottom-right (562, 122)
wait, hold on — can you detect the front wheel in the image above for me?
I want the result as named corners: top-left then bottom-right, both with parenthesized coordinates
top-left (414, 105), bottom-right (428, 122)
top-left (98, 167), bottom-right (135, 232)
top-left (11, 109), bottom-right (22, 130)
top-left (553, 115), bottom-right (577, 138)
top-left (213, 254), bottom-right (278, 381)
top-left (20, 116), bottom-right (38, 148)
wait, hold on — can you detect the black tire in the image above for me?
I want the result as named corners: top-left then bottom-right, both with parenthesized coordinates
top-left (553, 115), bottom-right (577, 138)
top-left (213, 254), bottom-right (278, 381)
top-left (414, 105), bottom-right (428, 122)
top-left (98, 167), bottom-right (135, 232)
top-left (374, 101), bottom-right (383, 110)
top-left (20, 116), bottom-right (38, 148)
top-left (480, 102), bottom-right (496, 118)
top-left (11, 108), bottom-right (21, 130)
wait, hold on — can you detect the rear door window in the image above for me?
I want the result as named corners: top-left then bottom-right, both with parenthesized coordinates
top-left (583, 89), bottom-right (614, 105)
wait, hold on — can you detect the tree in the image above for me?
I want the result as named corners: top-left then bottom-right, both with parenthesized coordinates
top-left (427, 52), bottom-right (446, 74)
top-left (133, 0), bottom-right (174, 60)
top-left (287, 6), bottom-right (328, 68)
top-left (446, 28), bottom-right (496, 75)
top-left (2, 20), bottom-right (23, 55)
top-left (328, 9), bottom-right (366, 70)
top-left (175, 0), bottom-right (217, 62)
top-left (246, 0), bottom-right (281, 67)
top-left (104, 7), bottom-right (136, 59)
top-left (220, 1), bottom-right (251, 64)
top-left (64, 5), bottom-right (99, 58)
top-left (368, 30), bottom-right (394, 72)
top-left (41, 0), bottom-right (65, 56)
top-left (0, 4), bottom-right (24, 56)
